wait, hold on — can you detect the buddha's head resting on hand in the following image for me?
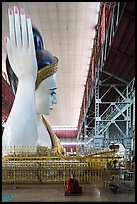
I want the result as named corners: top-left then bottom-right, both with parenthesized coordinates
top-left (6, 25), bottom-right (58, 115)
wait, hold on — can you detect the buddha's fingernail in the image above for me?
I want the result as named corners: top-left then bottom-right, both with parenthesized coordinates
top-left (8, 7), bottom-right (12, 15)
top-left (14, 6), bottom-right (18, 14)
top-left (27, 14), bottom-right (31, 19)
top-left (4, 36), bottom-right (7, 44)
top-left (20, 8), bottom-right (25, 15)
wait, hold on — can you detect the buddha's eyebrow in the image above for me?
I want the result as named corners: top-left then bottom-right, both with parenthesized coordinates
top-left (50, 88), bottom-right (57, 91)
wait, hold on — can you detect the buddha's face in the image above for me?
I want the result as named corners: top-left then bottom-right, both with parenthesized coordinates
top-left (35, 73), bottom-right (57, 115)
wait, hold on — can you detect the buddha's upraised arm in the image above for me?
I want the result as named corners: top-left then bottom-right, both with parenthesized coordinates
top-left (2, 6), bottom-right (38, 147)
top-left (4, 6), bottom-right (38, 80)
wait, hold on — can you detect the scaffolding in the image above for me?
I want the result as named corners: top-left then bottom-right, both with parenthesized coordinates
top-left (77, 2), bottom-right (135, 155)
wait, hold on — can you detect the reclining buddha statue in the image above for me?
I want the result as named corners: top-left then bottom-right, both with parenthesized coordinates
top-left (2, 6), bottom-right (64, 154)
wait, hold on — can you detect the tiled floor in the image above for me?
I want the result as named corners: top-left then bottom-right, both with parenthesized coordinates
top-left (2, 183), bottom-right (135, 202)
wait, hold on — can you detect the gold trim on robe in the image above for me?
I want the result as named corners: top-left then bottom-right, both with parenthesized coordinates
top-left (42, 116), bottom-right (64, 154)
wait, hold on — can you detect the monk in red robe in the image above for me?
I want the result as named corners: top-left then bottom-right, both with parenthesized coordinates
top-left (64, 173), bottom-right (82, 195)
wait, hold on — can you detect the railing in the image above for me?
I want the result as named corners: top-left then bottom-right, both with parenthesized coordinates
top-left (2, 155), bottom-right (110, 185)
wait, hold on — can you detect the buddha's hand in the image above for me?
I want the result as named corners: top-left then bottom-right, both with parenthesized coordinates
top-left (4, 6), bottom-right (38, 80)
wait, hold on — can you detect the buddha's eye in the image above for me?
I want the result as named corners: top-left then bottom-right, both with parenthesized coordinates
top-left (51, 91), bottom-right (56, 96)
top-left (50, 88), bottom-right (57, 96)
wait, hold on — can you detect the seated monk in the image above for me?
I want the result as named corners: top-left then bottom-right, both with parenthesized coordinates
top-left (64, 173), bottom-right (82, 195)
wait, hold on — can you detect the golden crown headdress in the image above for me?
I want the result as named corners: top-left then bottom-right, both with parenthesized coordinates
top-left (35, 57), bottom-right (58, 90)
